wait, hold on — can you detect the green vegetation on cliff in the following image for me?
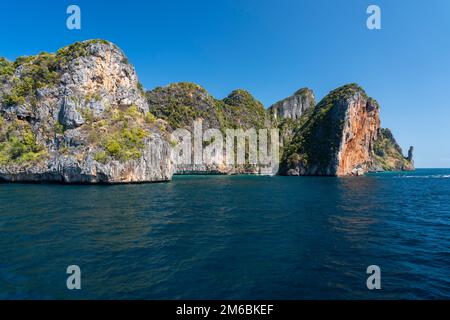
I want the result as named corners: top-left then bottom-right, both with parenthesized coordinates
top-left (146, 83), bottom-right (269, 132)
top-left (0, 40), bottom-right (117, 109)
top-left (0, 40), bottom-right (154, 166)
top-left (0, 117), bottom-right (47, 165)
top-left (80, 105), bottom-right (160, 163)
top-left (146, 83), bottom-right (212, 129)
top-left (0, 58), bottom-right (14, 78)
top-left (2, 52), bottom-right (60, 108)
top-left (220, 89), bottom-right (268, 130)
top-left (56, 39), bottom-right (113, 65)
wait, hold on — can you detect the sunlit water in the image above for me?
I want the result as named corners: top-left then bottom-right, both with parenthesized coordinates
top-left (0, 169), bottom-right (449, 299)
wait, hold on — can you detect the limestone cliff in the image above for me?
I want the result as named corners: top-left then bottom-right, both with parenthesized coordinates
top-left (0, 40), bottom-right (413, 182)
top-left (268, 88), bottom-right (316, 156)
top-left (280, 84), bottom-right (414, 176)
top-left (268, 88), bottom-right (315, 121)
top-left (0, 40), bottom-right (173, 183)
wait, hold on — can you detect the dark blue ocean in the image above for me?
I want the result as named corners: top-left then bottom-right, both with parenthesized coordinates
top-left (0, 169), bottom-right (449, 299)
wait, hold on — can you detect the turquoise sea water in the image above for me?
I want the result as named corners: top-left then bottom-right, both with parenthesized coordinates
top-left (0, 169), bottom-right (449, 299)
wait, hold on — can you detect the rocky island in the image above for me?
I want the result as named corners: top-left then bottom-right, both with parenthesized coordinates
top-left (0, 40), bottom-right (414, 183)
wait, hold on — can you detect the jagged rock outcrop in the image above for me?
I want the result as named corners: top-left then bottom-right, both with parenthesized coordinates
top-left (268, 88), bottom-right (315, 121)
top-left (0, 40), bottom-right (173, 183)
top-left (370, 128), bottom-right (414, 172)
top-left (280, 84), bottom-right (414, 176)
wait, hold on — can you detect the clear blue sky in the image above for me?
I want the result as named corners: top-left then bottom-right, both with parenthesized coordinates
top-left (1, 0), bottom-right (449, 168)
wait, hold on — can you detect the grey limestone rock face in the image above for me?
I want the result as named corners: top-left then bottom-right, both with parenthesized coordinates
top-left (280, 85), bottom-right (380, 176)
top-left (0, 135), bottom-right (173, 183)
top-left (0, 40), bottom-right (174, 184)
top-left (58, 97), bottom-right (85, 129)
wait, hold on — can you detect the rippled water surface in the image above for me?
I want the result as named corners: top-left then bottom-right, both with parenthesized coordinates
top-left (0, 169), bottom-right (449, 299)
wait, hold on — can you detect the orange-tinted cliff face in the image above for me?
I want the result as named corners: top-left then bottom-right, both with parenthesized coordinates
top-left (279, 84), bottom-right (382, 176)
top-left (280, 84), bottom-right (413, 176)
top-left (336, 96), bottom-right (380, 176)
